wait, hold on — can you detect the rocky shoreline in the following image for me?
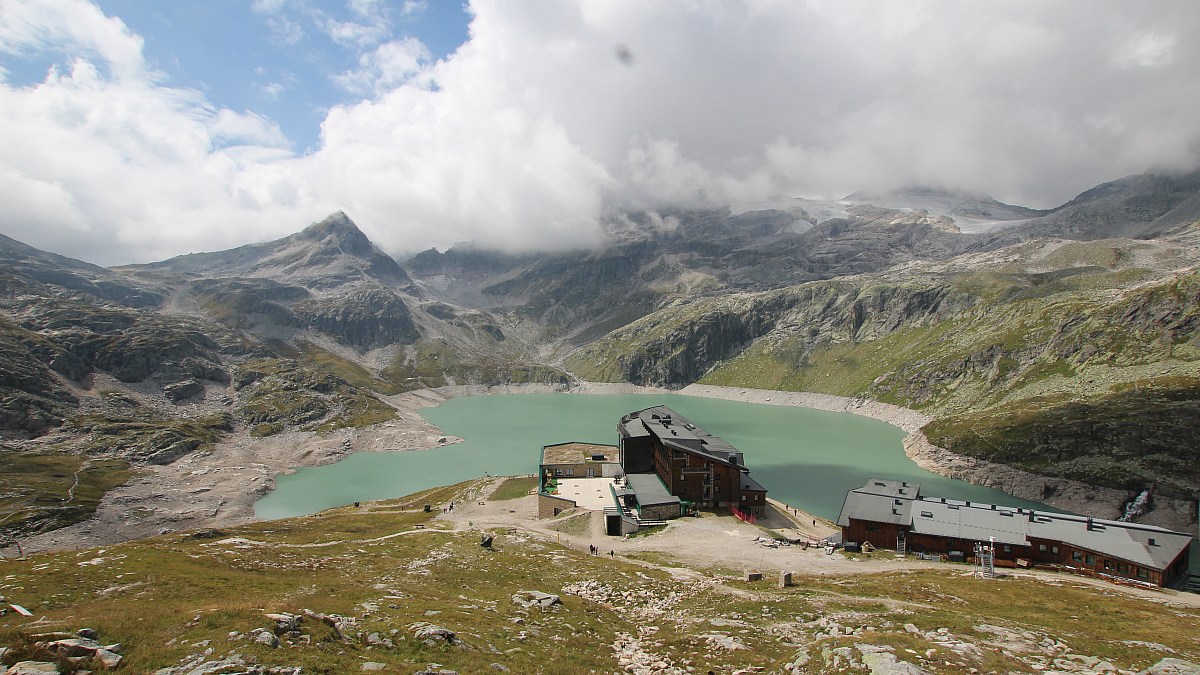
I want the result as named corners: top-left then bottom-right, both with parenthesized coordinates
top-left (449, 381), bottom-right (1195, 533)
top-left (17, 380), bottom-right (1195, 555)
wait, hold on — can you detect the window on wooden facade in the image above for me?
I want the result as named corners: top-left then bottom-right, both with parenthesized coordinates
top-left (1051, 546), bottom-right (1058, 554)
top-left (554, 468), bottom-right (563, 476)
top-left (1117, 562), bottom-right (1128, 574)
top-left (1085, 554), bottom-right (1096, 565)
top-left (867, 524), bottom-right (880, 532)
top-left (1137, 568), bottom-right (1149, 580)
top-left (1104, 560), bottom-right (1113, 571)
top-left (1003, 545), bottom-right (1011, 553)
top-left (1072, 551), bottom-right (1082, 562)
top-left (566, 468), bottom-right (573, 476)
top-left (1038, 544), bottom-right (1047, 552)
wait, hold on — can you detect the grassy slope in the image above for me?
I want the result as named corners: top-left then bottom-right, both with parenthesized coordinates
top-left (0, 451), bottom-right (132, 538)
top-left (566, 257), bottom-right (1200, 498)
top-left (0, 480), bottom-right (1197, 673)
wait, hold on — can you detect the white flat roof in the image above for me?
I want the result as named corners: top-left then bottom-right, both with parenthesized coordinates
top-left (553, 477), bottom-right (618, 511)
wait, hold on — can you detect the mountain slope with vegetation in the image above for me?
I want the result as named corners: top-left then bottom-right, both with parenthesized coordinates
top-left (566, 236), bottom-right (1200, 520)
top-left (4, 170), bottom-right (1200, 543)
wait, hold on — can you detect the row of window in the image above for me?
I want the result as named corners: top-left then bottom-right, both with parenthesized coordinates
top-left (552, 467), bottom-right (595, 477)
top-left (1071, 550), bottom-right (1150, 579)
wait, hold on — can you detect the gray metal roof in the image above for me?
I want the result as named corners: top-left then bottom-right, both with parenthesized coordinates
top-left (1026, 511), bottom-right (1191, 570)
top-left (836, 489), bottom-right (914, 528)
top-left (840, 479), bottom-right (1192, 571)
top-left (911, 500), bottom-right (1030, 546)
top-left (626, 473), bottom-right (681, 508)
top-left (740, 474), bottom-right (767, 493)
top-left (625, 406), bottom-right (745, 467)
top-left (836, 479), bottom-right (921, 527)
top-left (859, 478), bottom-right (922, 500)
top-left (620, 418), bottom-right (650, 438)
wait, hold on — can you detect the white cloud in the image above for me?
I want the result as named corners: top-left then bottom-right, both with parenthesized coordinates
top-left (325, 18), bottom-right (389, 48)
top-left (334, 36), bottom-right (430, 94)
top-left (3, 0), bottom-right (1200, 266)
top-left (0, 16), bottom-right (322, 263)
top-left (400, 1), bottom-right (427, 18)
top-left (261, 81), bottom-right (285, 100)
top-left (251, 0), bottom-right (305, 45)
top-left (0, 0), bottom-right (146, 80)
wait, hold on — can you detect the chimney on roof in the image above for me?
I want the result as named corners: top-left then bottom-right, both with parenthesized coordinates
top-left (1028, 510), bottom-right (1036, 522)
top-left (1148, 538), bottom-right (1157, 546)
top-left (1086, 517), bottom-right (1094, 531)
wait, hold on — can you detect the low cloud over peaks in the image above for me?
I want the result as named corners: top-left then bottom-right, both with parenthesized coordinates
top-left (3, 0), bottom-right (1200, 264)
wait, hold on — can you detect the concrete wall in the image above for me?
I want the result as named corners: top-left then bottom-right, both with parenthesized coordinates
top-left (544, 462), bottom-right (618, 478)
top-left (538, 493), bottom-right (577, 519)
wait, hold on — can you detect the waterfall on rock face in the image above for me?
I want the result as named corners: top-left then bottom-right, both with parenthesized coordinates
top-left (1119, 489), bottom-right (1151, 521)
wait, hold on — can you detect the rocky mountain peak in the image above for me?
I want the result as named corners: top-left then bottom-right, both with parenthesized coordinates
top-left (296, 211), bottom-right (372, 252)
top-left (125, 212), bottom-right (414, 292)
top-left (1000, 169), bottom-right (1200, 241)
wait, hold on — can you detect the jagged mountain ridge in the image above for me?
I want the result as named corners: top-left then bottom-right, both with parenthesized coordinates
top-left (403, 204), bottom-right (993, 346)
top-left (124, 211), bottom-right (416, 292)
top-left (402, 170), bottom-right (1200, 354)
top-left (993, 169), bottom-right (1200, 242)
top-left (0, 232), bottom-right (164, 308)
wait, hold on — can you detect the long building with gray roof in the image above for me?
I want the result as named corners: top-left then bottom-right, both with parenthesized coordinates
top-left (838, 479), bottom-right (1192, 587)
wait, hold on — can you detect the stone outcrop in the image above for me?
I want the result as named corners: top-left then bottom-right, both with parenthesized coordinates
top-left (293, 284), bottom-right (419, 349)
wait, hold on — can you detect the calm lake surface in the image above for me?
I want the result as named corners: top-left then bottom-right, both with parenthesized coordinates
top-left (255, 393), bottom-right (1054, 520)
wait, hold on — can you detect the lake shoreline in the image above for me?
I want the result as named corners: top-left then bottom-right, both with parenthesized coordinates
top-left (18, 380), bottom-right (1191, 555)
top-left (414, 382), bottom-right (1193, 533)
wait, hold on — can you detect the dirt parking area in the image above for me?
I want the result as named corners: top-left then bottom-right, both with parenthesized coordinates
top-left (440, 478), bottom-right (948, 579)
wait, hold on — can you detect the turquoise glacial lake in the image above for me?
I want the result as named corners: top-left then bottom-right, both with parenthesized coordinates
top-left (254, 393), bottom-right (1053, 520)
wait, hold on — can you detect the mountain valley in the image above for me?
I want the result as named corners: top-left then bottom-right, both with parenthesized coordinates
top-left (2, 171), bottom-right (1200, 544)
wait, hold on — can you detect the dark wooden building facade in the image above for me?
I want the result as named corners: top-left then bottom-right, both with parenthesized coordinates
top-left (618, 406), bottom-right (767, 515)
